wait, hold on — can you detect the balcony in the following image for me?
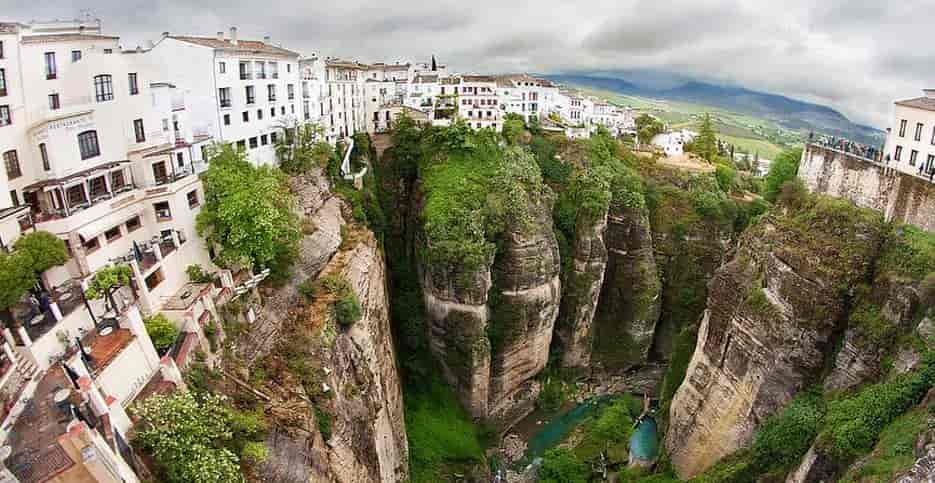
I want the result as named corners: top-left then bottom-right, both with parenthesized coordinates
top-left (220, 100), bottom-right (232, 108)
top-left (256, 73), bottom-right (266, 80)
top-left (268, 96), bottom-right (276, 102)
top-left (272, 73), bottom-right (279, 79)
top-left (13, 278), bottom-right (91, 343)
top-left (240, 73), bottom-right (252, 81)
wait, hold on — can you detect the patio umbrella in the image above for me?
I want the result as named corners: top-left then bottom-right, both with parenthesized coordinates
top-left (62, 363), bottom-right (81, 389)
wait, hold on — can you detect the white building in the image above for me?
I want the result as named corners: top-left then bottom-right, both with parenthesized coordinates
top-left (445, 75), bottom-right (501, 131)
top-left (651, 130), bottom-right (696, 156)
top-left (147, 27), bottom-right (302, 166)
top-left (885, 89), bottom-right (935, 177)
top-left (495, 74), bottom-right (558, 123)
top-left (588, 101), bottom-right (634, 136)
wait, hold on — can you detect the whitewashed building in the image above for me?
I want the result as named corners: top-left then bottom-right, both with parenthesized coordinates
top-left (146, 28), bottom-right (302, 166)
top-left (445, 75), bottom-right (501, 131)
top-left (651, 130), bottom-right (696, 156)
top-left (495, 74), bottom-right (558, 123)
top-left (885, 89), bottom-right (935, 177)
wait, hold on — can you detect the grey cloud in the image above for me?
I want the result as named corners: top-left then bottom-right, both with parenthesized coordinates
top-left (4, 0), bottom-right (929, 126)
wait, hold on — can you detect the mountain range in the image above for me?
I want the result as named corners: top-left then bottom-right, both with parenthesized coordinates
top-left (545, 73), bottom-right (885, 145)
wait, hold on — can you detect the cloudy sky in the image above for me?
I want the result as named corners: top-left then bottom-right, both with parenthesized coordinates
top-left (6, 0), bottom-right (931, 126)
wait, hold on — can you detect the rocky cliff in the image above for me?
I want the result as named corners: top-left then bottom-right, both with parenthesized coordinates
top-left (224, 171), bottom-right (409, 482)
top-left (666, 196), bottom-right (885, 478)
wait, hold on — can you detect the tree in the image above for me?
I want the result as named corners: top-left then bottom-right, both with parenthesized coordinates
top-left (502, 113), bottom-right (525, 145)
top-left (764, 148), bottom-right (803, 202)
top-left (85, 265), bottom-right (133, 311)
top-left (144, 313), bottom-right (179, 353)
top-left (132, 392), bottom-right (246, 483)
top-left (0, 231), bottom-right (68, 320)
top-left (197, 144), bottom-right (300, 279)
top-left (539, 448), bottom-right (589, 483)
top-left (635, 114), bottom-right (664, 147)
top-left (274, 121), bottom-right (331, 174)
top-left (694, 113), bottom-right (719, 162)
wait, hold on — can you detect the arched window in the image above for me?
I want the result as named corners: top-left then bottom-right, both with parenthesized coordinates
top-left (93, 74), bottom-right (113, 102)
top-left (77, 130), bottom-right (100, 160)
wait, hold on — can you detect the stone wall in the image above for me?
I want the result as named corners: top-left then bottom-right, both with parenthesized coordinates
top-left (799, 144), bottom-right (935, 231)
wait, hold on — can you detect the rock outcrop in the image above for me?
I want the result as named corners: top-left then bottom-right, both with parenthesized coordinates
top-left (591, 206), bottom-right (662, 371)
top-left (665, 201), bottom-right (884, 478)
top-left (422, 189), bottom-right (561, 423)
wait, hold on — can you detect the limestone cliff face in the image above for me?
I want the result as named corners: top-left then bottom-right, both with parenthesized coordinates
top-left (421, 191), bottom-right (561, 423)
top-left (665, 206), bottom-right (884, 478)
top-left (591, 206), bottom-right (662, 371)
top-left (224, 170), bottom-right (408, 482)
top-left (555, 208), bottom-right (609, 369)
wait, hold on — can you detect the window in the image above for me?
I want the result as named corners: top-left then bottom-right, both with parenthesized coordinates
top-left (103, 49), bottom-right (113, 54)
top-left (176, 152), bottom-right (184, 168)
top-left (928, 155), bottom-right (935, 173)
top-left (0, 41), bottom-right (3, 59)
top-left (162, 119), bottom-right (169, 131)
top-left (126, 215), bottom-right (141, 232)
top-left (242, 111), bottom-right (249, 122)
top-left (65, 184), bottom-right (88, 206)
top-left (256, 62), bottom-right (266, 79)
top-left (895, 145), bottom-right (903, 161)
top-left (219, 62), bottom-right (226, 74)
top-left (219, 87), bottom-right (231, 107)
top-left (201, 145), bottom-right (208, 161)
top-left (270, 107), bottom-right (275, 117)
top-left (915, 123), bottom-right (924, 142)
top-left (145, 268), bottom-right (164, 290)
top-left (268, 84), bottom-right (276, 102)
top-left (93, 74), bottom-right (114, 102)
top-left (290, 104), bottom-right (295, 114)
top-left (236, 140), bottom-right (246, 151)
top-left (88, 175), bottom-right (107, 199)
top-left (270, 62), bottom-right (278, 79)
top-left (899, 119), bottom-right (907, 137)
top-left (246, 85), bottom-right (255, 104)
top-left (0, 69), bottom-right (6, 97)
top-left (270, 132), bottom-right (278, 143)
top-left (152, 161), bottom-right (168, 184)
top-left (287, 63), bottom-right (292, 73)
top-left (187, 189), bottom-right (199, 208)
top-left (287, 84), bottom-right (295, 100)
top-left (281, 106), bottom-right (286, 115)
top-left (71, 50), bottom-right (81, 62)
top-left (48, 93), bottom-right (60, 110)
top-left (261, 134), bottom-right (268, 145)
top-left (910, 149), bottom-right (919, 166)
top-left (223, 114), bottom-right (231, 125)
top-left (0, 105), bottom-right (9, 126)
top-left (239, 62), bottom-right (250, 80)
top-left (932, 126), bottom-right (935, 146)
top-left (39, 143), bottom-right (50, 171)
top-left (111, 170), bottom-right (126, 190)
top-left (82, 235), bottom-right (100, 253)
top-left (44, 52), bottom-right (57, 79)
top-left (257, 109), bottom-right (263, 120)
top-left (9, 190), bottom-right (18, 206)
top-left (134, 119), bottom-right (145, 142)
top-left (3, 150), bottom-right (20, 179)
top-left (153, 201), bottom-right (171, 220)
top-left (104, 226), bottom-right (122, 242)
top-left (128, 73), bottom-right (139, 95)
top-left (249, 137), bottom-right (258, 149)
top-left (78, 131), bottom-right (100, 159)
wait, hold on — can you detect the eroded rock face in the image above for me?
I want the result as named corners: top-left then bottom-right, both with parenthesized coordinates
top-left (591, 206), bottom-right (662, 371)
top-left (421, 193), bottom-right (561, 422)
top-left (555, 209), bottom-right (609, 369)
top-left (665, 212), bottom-right (883, 478)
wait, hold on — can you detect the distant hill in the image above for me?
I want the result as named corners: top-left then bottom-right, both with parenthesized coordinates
top-left (545, 73), bottom-right (884, 145)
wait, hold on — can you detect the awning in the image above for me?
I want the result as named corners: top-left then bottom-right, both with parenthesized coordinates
top-left (76, 203), bottom-right (144, 240)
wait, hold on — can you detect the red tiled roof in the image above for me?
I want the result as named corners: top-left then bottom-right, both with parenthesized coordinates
top-left (168, 36), bottom-right (299, 58)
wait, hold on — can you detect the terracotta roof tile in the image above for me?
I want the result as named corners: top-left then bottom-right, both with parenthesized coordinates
top-left (21, 34), bottom-right (118, 44)
top-left (168, 36), bottom-right (299, 58)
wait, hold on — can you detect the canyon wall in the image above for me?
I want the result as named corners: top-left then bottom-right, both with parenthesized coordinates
top-left (799, 144), bottom-right (935, 232)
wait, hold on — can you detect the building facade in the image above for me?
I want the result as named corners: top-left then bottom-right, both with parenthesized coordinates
top-left (885, 89), bottom-right (935, 177)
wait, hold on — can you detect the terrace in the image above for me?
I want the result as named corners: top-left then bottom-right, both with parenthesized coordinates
top-left (13, 279), bottom-right (89, 342)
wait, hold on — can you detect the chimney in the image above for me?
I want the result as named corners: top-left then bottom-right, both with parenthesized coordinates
top-left (924, 89), bottom-right (935, 99)
top-left (216, 31), bottom-right (224, 41)
top-left (263, 35), bottom-right (271, 44)
top-left (229, 27), bottom-right (238, 46)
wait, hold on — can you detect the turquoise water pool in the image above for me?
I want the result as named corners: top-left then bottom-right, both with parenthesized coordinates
top-left (629, 415), bottom-right (659, 462)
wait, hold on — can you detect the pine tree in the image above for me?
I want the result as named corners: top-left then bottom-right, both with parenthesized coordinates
top-left (695, 113), bottom-right (718, 162)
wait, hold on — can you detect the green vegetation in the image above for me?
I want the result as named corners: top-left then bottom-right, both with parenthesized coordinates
top-left (0, 231), bottom-right (68, 313)
top-left (186, 264), bottom-right (214, 283)
top-left (132, 391), bottom-right (268, 483)
top-left (636, 113), bottom-right (665, 146)
top-left (877, 225), bottom-right (935, 281)
top-left (274, 122), bottom-right (333, 174)
top-left (144, 313), bottom-right (180, 353)
top-left (693, 114), bottom-right (719, 162)
top-left (764, 148), bottom-right (803, 202)
top-left (658, 324), bottom-right (699, 416)
top-left (839, 407), bottom-right (928, 482)
top-left (539, 448), bottom-right (590, 483)
top-left (197, 144), bottom-right (300, 283)
top-left (307, 274), bottom-right (363, 328)
top-left (84, 264), bottom-right (133, 310)
top-left (405, 377), bottom-right (485, 483)
top-left (574, 396), bottom-right (642, 464)
top-left (502, 113), bottom-right (526, 145)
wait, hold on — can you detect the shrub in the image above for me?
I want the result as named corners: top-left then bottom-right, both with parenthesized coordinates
top-left (539, 448), bottom-right (589, 483)
top-left (764, 148), bottom-right (803, 202)
top-left (144, 314), bottom-right (179, 353)
top-left (334, 295), bottom-right (362, 327)
top-left (186, 264), bottom-right (214, 283)
top-left (715, 164), bottom-right (736, 192)
top-left (297, 279), bottom-right (316, 302)
top-left (240, 441), bottom-right (268, 465)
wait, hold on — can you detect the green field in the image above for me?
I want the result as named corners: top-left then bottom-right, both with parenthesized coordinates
top-left (573, 85), bottom-right (802, 161)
